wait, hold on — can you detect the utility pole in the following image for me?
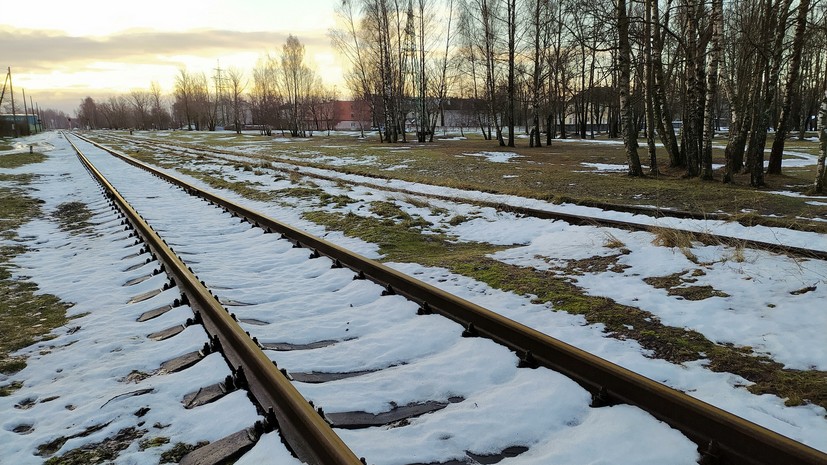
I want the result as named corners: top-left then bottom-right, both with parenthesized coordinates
top-left (22, 88), bottom-right (29, 136)
top-left (9, 67), bottom-right (18, 137)
top-left (213, 61), bottom-right (228, 128)
top-left (30, 96), bottom-right (37, 134)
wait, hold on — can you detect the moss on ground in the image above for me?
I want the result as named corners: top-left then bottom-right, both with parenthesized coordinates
top-left (42, 427), bottom-right (146, 464)
top-left (0, 184), bottom-right (70, 376)
top-left (160, 441), bottom-right (209, 463)
top-left (0, 152), bottom-right (46, 169)
top-left (177, 168), bottom-right (277, 202)
top-left (53, 202), bottom-right (94, 234)
top-left (139, 436), bottom-right (170, 450)
top-left (644, 270), bottom-right (730, 301)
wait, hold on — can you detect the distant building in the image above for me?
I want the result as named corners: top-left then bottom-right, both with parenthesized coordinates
top-left (329, 100), bottom-right (372, 131)
top-left (405, 98), bottom-right (483, 131)
top-left (0, 114), bottom-right (40, 137)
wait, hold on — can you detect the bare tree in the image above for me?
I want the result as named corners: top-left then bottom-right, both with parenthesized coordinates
top-left (174, 69), bottom-right (195, 130)
top-left (332, 0), bottom-right (379, 137)
top-left (767, 0), bottom-right (812, 174)
top-left (643, 0), bottom-right (657, 172)
top-left (505, 0), bottom-right (516, 147)
top-left (701, 0), bottom-right (723, 180)
top-left (129, 90), bottom-right (151, 130)
top-left (816, 88), bottom-right (827, 193)
top-left (528, 0), bottom-right (550, 148)
top-left (745, 0), bottom-right (793, 187)
top-left (148, 81), bottom-right (170, 130)
top-left (188, 72), bottom-right (215, 131)
top-left (617, 0), bottom-right (642, 175)
top-left (281, 35), bottom-right (315, 137)
top-left (76, 96), bottom-right (100, 129)
top-left (226, 67), bottom-right (247, 134)
top-left (250, 54), bottom-right (282, 136)
top-left (428, 0), bottom-right (456, 141)
top-left (721, 0), bottom-right (759, 182)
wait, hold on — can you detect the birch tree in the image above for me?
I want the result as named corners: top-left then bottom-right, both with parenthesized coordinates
top-left (745, 0), bottom-right (793, 187)
top-left (816, 89), bottom-right (827, 193)
top-left (226, 67), bottom-right (246, 134)
top-left (701, 0), bottom-right (723, 180)
top-left (767, 0), bottom-right (812, 174)
top-left (618, 0), bottom-right (642, 175)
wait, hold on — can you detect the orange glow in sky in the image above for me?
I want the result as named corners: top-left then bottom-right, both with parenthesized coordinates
top-left (1, 0), bottom-right (346, 113)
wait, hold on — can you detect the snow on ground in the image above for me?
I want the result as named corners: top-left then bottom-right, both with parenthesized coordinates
top-left (118, 132), bottom-right (827, 450)
top-left (3, 132), bottom-right (826, 463)
top-left (578, 162), bottom-right (726, 172)
top-left (68, 133), bottom-right (702, 464)
top-left (461, 151), bottom-right (523, 163)
top-left (0, 132), bottom-right (260, 464)
top-left (121, 132), bottom-right (827, 371)
top-left (304, 165), bottom-right (827, 251)
top-left (475, 220), bottom-right (827, 369)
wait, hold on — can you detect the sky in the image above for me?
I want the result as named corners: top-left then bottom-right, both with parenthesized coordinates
top-left (1, 0), bottom-right (347, 114)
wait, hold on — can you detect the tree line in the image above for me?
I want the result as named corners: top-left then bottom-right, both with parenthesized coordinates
top-left (74, 0), bottom-right (827, 191)
top-left (76, 34), bottom-right (338, 137)
top-left (330, 0), bottom-right (827, 190)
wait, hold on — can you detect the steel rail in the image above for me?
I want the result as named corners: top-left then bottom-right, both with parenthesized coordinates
top-left (73, 133), bottom-right (827, 465)
top-left (65, 134), bottom-right (364, 465)
top-left (100, 133), bottom-right (827, 261)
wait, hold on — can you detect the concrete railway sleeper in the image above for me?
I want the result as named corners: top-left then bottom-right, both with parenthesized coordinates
top-left (66, 133), bottom-right (827, 465)
top-left (66, 135), bottom-right (363, 465)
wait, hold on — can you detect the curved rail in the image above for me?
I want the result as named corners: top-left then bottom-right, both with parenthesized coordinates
top-left (72, 133), bottom-right (827, 465)
top-left (65, 134), bottom-right (364, 465)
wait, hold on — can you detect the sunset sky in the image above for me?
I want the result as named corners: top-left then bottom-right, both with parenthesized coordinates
top-left (1, 0), bottom-right (346, 114)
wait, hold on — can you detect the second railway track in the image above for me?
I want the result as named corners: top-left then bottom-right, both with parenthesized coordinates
top-left (94, 132), bottom-right (827, 261)
top-left (58, 132), bottom-right (827, 465)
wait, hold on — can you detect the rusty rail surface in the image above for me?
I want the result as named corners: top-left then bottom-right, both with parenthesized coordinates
top-left (66, 134), bottom-right (364, 465)
top-left (72, 133), bottom-right (827, 465)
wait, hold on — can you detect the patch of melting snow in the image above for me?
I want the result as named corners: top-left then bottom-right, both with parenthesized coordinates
top-left (463, 151), bottom-right (522, 163)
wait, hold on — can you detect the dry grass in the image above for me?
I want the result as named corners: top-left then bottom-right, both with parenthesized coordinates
top-left (649, 227), bottom-right (699, 262)
top-left (96, 130), bottom-right (827, 231)
top-left (603, 232), bottom-right (626, 249)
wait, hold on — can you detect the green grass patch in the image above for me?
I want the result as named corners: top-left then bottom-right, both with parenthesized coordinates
top-left (0, 152), bottom-right (46, 169)
top-left (53, 202), bottom-right (94, 234)
top-left (139, 436), bottom-right (170, 450)
top-left (319, 192), bottom-right (356, 208)
top-left (368, 201), bottom-right (431, 228)
top-left (0, 380), bottom-right (23, 396)
top-left (0, 184), bottom-right (70, 376)
top-left (42, 427), bottom-right (145, 464)
top-left (644, 270), bottom-right (730, 301)
top-left (160, 441), bottom-right (209, 464)
top-left (177, 168), bottom-right (277, 202)
top-left (448, 214), bottom-right (471, 226)
top-left (280, 186), bottom-right (327, 199)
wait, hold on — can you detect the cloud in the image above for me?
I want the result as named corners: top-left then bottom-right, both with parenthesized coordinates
top-left (1, 27), bottom-right (332, 72)
top-left (3, 26), bottom-right (342, 114)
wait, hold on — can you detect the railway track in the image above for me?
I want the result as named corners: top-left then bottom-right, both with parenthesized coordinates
top-left (59, 132), bottom-right (827, 465)
top-left (93, 132), bottom-right (827, 261)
